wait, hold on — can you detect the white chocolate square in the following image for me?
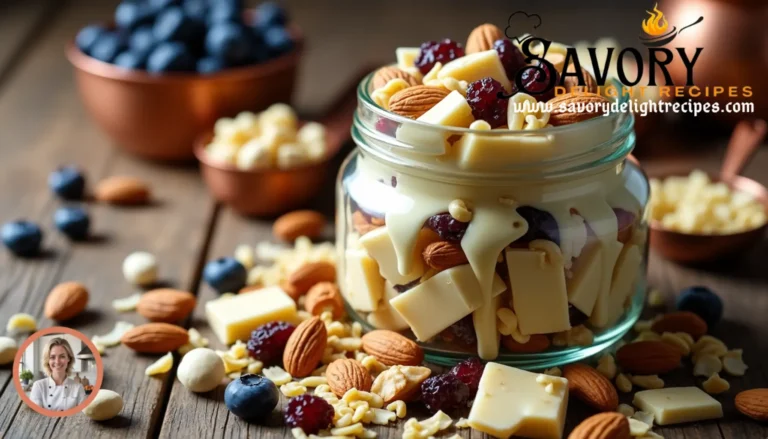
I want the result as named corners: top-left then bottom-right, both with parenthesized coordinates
top-left (367, 282), bottom-right (410, 331)
top-left (633, 387), bottom-right (723, 425)
top-left (566, 242), bottom-right (603, 316)
top-left (395, 91), bottom-right (474, 154)
top-left (438, 50), bottom-right (512, 92)
top-left (344, 249), bottom-right (385, 312)
top-left (359, 226), bottom-right (425, 285)
top-left (589, 240), bottom-right (624, 328)
top-left (205, 286), bottom-right (297, 344)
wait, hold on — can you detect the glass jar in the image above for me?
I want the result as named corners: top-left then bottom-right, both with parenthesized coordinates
top-left (336, 74), bottom-right (649, 368)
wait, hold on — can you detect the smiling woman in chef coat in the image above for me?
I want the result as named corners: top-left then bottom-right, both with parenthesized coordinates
top-left (29, 337), bottom-right (86, 412)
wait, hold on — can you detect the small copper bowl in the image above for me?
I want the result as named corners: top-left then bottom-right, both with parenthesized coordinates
top-left (66, 24), bottom-right (303, 161)
top-left (649, 174), bottom-right (768, 264)
top-left (195, 131), bottom-right (337, 217)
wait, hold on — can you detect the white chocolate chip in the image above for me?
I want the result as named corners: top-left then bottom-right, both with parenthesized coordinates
top-left (702, 373), bottom-right (730, 394)
top-left (632, 410), bottom-right (655, 427)
top-left (661, 332), bottom-right (691, 356)
top-left (596, 354), bottom-right (618, 380)
top-left (234, 244), bottom-right (256, 269)
top-left (263, 366), bottom-right (292, 386)
top-left (617, 403), bottom-right (635, 417)
top-left (616, 373), bottom-right (633, 393)
top-left (122, 251), bottom-right (158, 286)
top-left (280, 382), bottom-right (308, 397)
top-left (628, 418), bottom-right (651, 436)
top-left (631, 375), bottom-right (665, 390)
top-left (693, 354), bottom-right (722, 377)
top-left (177, 348), bottom-right (226, 393)
top-left (111, 293), bottom-right (142, 312)
top-left (722, 351), bottom-right (748, 376)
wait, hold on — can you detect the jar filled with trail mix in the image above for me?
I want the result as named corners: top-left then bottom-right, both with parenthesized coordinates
top-left (336, 29), bottom-right (649, 367)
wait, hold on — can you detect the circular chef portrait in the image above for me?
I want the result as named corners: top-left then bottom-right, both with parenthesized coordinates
top-left (13, 327), bottom-right (103, 417)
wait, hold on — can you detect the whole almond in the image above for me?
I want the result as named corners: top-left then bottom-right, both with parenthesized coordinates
top-left (372, 66), bottom-right (420, 90)
top-left (326, 359), bottom-right (372, 397)
top-left (136, 288), bottom-right (196, 323)
top-left (283, 317), bottom-right (327, 378)
top-left (563, 363), bottom-right (619, 412)
top-left (549, 93), bottom-right (610, 126)
top-left (563, 65), bottom-right (598, 94)
top-left (616, 341), bottom-right (682, 375)
top-left (568, 412), bottom-right (631, 439)
top-left (501, 334), bottom-right (550, 353)
top-left (44, 282), bottom-right (89, 321)
top-left (273, 210), bottom-right (326, 242)
top-left (735, 388), bottom-right (768, 421)
top-left (95, 176), bottom-right (151, 205)
top-left (352, 211), bottom-right (380, 236)
top-left (389, 86), bottom-right (450, 119)
top-left (361, 330), bottom-right (423, 366)
top-left (651, 311), bottom-right (708, 339)
top-left (305, 282), bottom-right (345, 318)
top-left (121, 323), bottom-right (188, 353)
top-left (422, 241), bottom-right (468, 271)
top-left (466, 23), bottom-right (504, 54)
top-left (288, 261), bottom-right (337, 297)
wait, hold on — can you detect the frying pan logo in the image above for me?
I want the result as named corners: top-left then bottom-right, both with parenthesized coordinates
top-left (639, 3), bottom-right (704, 47)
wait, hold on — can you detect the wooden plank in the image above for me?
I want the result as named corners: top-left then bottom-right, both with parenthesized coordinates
top-left (0, 0), bottom-right (60, 87)
top-left (0, 0), bottom-right (215, 438)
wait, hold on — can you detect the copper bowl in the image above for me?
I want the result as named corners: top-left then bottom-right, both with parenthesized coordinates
top-left (66, 24), bottom-right (304, 161)
top-left (649, 174), bottom-right (768, 264)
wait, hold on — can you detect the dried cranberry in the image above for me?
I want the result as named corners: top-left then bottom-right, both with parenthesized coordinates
top-left (448, 316), bottom-right (477, 345)
top-left (568, 304), bottom-right (589, 327)
top-left (466, 77), bottom-right (508, 128)
top-left (614, 208), bottom-right (635, 231)
top-left (414, 39), bottom-right (464, 75)
top-left (284, 394), bottom-right (334, 434)
top-left (516, 206), bottom-right (560, 245)
top-left (514, 60), bottom-right (559, 102)
top-left (375, 117), bottom-right (398, 136)
top-left (494, 39), bottom-right (526, 81)
top-left (449, 357), bottom-right (484, 396)
top-left (420, 374), bottom-right (471, 414)
top-left (247, 321), bottom-right (296, 364)
top-left (391, 176), bottom-right (397, 187)
top-left (393, 278), bottom-right (420, 293)
top-left (426, 213), bottom-right (469, 242)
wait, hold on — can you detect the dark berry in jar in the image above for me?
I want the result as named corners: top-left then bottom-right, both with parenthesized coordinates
top-left (448, 316), bottom-right (477, 345)
top-left (494, 39), bottom-right (526, 81)
top-left (375, 118), bottom-right (398, 136)
top-left (53, 207), bottom-right (90, 241)
top-left (568, 304), bottom-right (589, 327)
top-left (1, 220), bottom-right (43, 257)
top-left (414, 39), bottom-right (464, 75)
top-left (203, 256), bottom-right (247, 293)
top-left (284, 394), bottom-right (334, 434)
top-left (466, 77), bottom-right (509, 128)
top-left (516, 206), bottom-right (560, 245)
top-left (449, 357), bottom-right (484, 396)
top-left (48, 166), bottom-right (86, 200)
top-left (224, 374), bottom-right (279, 422)
top-left (420, 374), bottom-right (471, 414)
top-left (515, 60), bottom-right (559, 102)
top-left (426, 213), bottom-right (469, 242)
top-left (247, 321), bottom-right (296, 364)
top-left (676, 286), bottom-right (723, 328)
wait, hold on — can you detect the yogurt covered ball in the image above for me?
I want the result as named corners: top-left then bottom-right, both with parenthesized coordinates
top-left (84, 389), bottom-right (123, 421)
top-left (122, 251), bottom-right (158, 286)
top-left (177, 348), bottom-right (225, 393)
top-left (0, 337), bottom-right (18, 365)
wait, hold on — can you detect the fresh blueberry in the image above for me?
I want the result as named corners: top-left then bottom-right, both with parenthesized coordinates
top-left (153, 6), bottom-right (205, 43)
top-left (245, 42), bottom-right (269, 64)
top-left (224, 374), bottom-right (279, 421)
top-left (1, 220), bottom-right (43, 257)
top-left (196, 56), bottom-right (225, 74)
top-left (53, 207), bottom-right (90, 241)
top-left (115, 1), bottom-right (155, 30)
top-left (182, 0), bottom-right (208, 20)
top-left (90, 32), bottom-right (128, 63)
top-left (203, 257), bottom-right (246, 293)
top-left (129, 26), bottom-right (156, 54)
top-left (114, 50), bottom-right (148, 69)
top-left (205, 23), bottom-right (251, 65)
top-left (262, 26), bottom-right (293, 56)
top-left (146, 42), bottom-right (196, 72)
top-left (676, 286), bottom-right (723, 328)
top-left (148, 0), bottom-right (180, 12)
top-left (208, 1), bottom-right (241, 25)
top-left (48, 166), bottom-right (86, 200)
top-left (75, 25), bottom-right (107, 55)
top-left (254, 2), bottom-right (287, 29)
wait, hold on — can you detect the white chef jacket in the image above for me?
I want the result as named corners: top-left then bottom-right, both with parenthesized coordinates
top-left (29, 377), bottom-right (86, 412)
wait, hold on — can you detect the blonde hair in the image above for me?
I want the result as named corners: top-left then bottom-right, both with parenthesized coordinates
top-left (42, 337), bottom-right (75, 377)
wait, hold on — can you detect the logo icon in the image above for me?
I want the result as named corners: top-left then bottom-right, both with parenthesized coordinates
top-left (639, 3), bottom-right (703, 47)
top-left (505, 11), bottom-right (542, 45)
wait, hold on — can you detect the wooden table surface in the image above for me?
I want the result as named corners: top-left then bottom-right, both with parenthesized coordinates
top-left (0, 1), bottom-right (766, 438)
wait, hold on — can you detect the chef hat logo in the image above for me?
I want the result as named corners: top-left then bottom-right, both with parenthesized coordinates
top-left (505, 11), bottom-right (542, 44)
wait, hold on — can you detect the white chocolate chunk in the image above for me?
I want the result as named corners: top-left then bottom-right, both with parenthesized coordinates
top-left (395, 47), bottom-right (421, 78)
top-left (92, 321), bottom-right (135, 347)
top-left (456, 127), bottom-right (555, 171)
top-left (367, 282), bottom-right (409, 331)
top-left (590, 240), bottom-right (624, 327)
top-left (112, 293), bottom-right (142, 312)
top-left (605, 244), bottom-right (643, 324)
top-left (628, 418), bottom-right (651, 436)
top-left (205, 286), bottom-right (297, 344)
top-left (693, 354), bottom-right (722, 377)
top-left (632, 387), bottom-right (723, 425)
top-left (438, 50), bottom-right (512, 92)
top-left (359, 226), bottom-right (425, 284)
top-left (505, 248), bottom-right (571, 335)
top-left (145, 352), bottom-right (174, 376)
top-left (702, 373), bottom-right (730, 395)
top-left (390, 265), bottom-right (505, 341)
top-left (395, 91), bottom-right (474, 154)
top-left (343, 249), bottom-right (385, 312)
top-left (722, 352), bottom-right (748, 376)
top-left (566, 242), bottom-right (603, 316)
top-left (468, 363), bottom-right (568, 439)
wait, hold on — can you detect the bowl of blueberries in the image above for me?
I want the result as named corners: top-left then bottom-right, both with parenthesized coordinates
top-left (67, 0), bottom-right (303, 161)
